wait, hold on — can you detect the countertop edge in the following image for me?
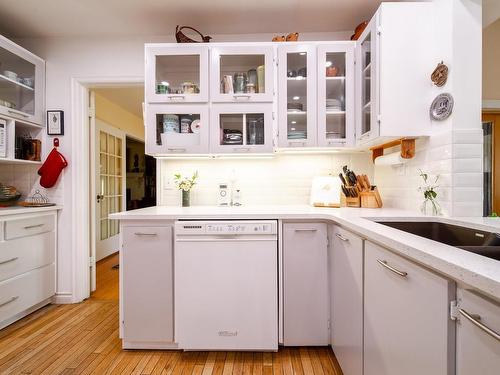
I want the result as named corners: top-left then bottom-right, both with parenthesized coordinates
top-left (110, 206), bottom-right (500, 302)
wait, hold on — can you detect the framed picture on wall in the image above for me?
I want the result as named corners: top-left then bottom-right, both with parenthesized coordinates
top-left (47, 110), bottom-right (64, 135)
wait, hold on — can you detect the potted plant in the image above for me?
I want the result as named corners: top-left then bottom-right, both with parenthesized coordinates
top-left (418, 169), bottom-right (441, 216)
top-left (174, 171), bottom-right (198, 207)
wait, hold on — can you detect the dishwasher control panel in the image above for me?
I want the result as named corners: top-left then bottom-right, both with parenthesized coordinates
top-left (176, 220), bottom-right (277, 235)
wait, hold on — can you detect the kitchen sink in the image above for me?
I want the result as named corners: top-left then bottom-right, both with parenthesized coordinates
top-left (375, 221), bottom-right (500, 261)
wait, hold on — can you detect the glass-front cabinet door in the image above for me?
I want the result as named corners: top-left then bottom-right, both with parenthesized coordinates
top-left (210, 46), bottom-right (275, 103)
top-left (145, 105), bottom-right (209, 155)
top-left (145, 45), bottom-right (209, 103)
top-left (317, 43), bottom-right (355, 147)
top-left (356, 19), bottom-right (378, 144)
top-left (210, 104), bottom-right (273, 153)
top-left (277, 44), bottom-right (317, 148)
top-left (0, 36), bottom-right (45, 125)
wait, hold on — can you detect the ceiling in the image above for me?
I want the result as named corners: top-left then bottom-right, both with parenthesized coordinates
top-left (94, 87), bottom-right (144, 118)
top-left (0, 0), bottom-right (385, 38)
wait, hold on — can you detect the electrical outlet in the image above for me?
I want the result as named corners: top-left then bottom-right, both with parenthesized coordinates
top-left (164, 176), bottom-right (174, 190)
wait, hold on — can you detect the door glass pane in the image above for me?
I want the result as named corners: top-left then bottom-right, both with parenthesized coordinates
top-left (116, 177), bottom-right (122, 194)
top-left (220, 114), bottom-right (243, 145)
top-left (287, 52), bottom-right (308, 140)
top-left (115, 158), bottom-right (122, 176)
top-left (0, 46), bottom-right (36, 116)
top-left (100, 197), bottom-right (107, 218)
top-left (155, 54), bottom-right (200, 95)
top-left (246, 114), bottom-right (265, 145)
top-left (108, 177), bottom-right (115, 196)
top-left (100, 176), bottom-right (107, 196)
top-left (115, 137), bottom-right (122, 156)
top-left (325, 52), bottom-right (346, 140)
top-left (219, 55), bottom-right (265, 94)
top-left (361, 34), bottom-right (372, 135)
top-left (108, 135), bottom-right (115, 155)
top-left (109, 156), bottom-right (116, 175)
top-left (100, 153), bottom-right (107, 174)
top-left (100, 131), bottom-right (107, 152)
top-left (219, 113), bottom-right (265, 146)
top-left (100, 219), bottom-right (108, 241)
top-left (156, 112), bottom-right (202, 147)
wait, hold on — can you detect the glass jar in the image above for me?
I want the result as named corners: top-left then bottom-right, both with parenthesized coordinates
top-left (233, 72), bottom-right (247, 94)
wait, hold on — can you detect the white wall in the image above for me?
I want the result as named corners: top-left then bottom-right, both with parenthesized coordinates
top-left (13, 31), bottom-right (349, 301)
top-left (374, 0), bottom-right (483, 217)
top-left (159, 153), bottom-right (372, 206)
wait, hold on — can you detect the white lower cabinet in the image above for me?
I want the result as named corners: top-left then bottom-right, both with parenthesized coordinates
top-left (121, 225), bottom-right (174, 348)
top-left (456, 287), bottom-right (500, 375)
top-left (364, 241), bottom-right (454, 375)
top-left (283, 222), bottom-right (329, 346)
top-left (0, 211), bottom-right (57, 329)
top-left (330, 226), bottom-right (363, 375)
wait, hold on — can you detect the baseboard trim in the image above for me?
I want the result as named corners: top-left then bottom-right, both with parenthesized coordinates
top-left (122, 341), bottom-right (179, 350)
top-left (52, 293), bottom-right (74, 304)
top-left (0, 298), bottom-right (52, 330)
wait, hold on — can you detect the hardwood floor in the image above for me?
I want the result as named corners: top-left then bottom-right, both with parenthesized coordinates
top-left (0, 253), bottom-right (344, 375)
top-left (90, 253), bottom-right (120, 301)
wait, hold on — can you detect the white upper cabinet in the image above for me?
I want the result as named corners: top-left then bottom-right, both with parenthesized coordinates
top-left (210, 103), bottom-right (273, 154)
top-left (317, 43), bottom-right (355, 147)
top-left (145, 104), bottom-right (209, 155)
top-left (356, 2), bottom-right (435, 146)
top-left (0, 35), bottom-right (45, 125)
top-left (277, 44), bottom-right (317, 148)
top-left (210, 45), bottom-right (275, 103)
top-left (145, 44), bottom-right (209, 103)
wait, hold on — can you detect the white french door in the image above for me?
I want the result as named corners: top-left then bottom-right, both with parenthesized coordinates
top-left (94, 119), bottom-right (126, 263)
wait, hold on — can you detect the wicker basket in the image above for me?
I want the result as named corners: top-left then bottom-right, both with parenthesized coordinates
top-left (175, 26), bottom-right (212, 43)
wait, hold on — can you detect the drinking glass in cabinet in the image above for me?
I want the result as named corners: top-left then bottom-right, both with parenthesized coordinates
top-left (361, 35), bottom-right (372, 135)
top-left (219, 113), bottom-right (265, 146)
top-left (324, 52), bottom-right (346, 139)
top-left (155, 113), bottom-right (202, 147)
top-left (155, 55), bottom-right (200, 95)
top-left (0, 46), bottom-right (36, 115)
top-left (219, 55), bottom-right (265, 95)
top-left (286, 52), bottom-right (308, 140)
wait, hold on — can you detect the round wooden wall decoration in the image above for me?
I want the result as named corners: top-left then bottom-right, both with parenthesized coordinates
top-left (431, 61), bottom-right (449, 87)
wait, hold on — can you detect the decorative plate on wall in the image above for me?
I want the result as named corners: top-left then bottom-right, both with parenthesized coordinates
top-left (430, 93), bottom-right (454, 121)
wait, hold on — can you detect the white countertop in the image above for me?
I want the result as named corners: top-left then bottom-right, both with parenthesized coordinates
top-left (110, 205), bottom-right (500, 302)
top-left (0, 205), bottom-right (63, 216)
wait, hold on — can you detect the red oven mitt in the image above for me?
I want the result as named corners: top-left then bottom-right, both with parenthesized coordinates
top-left (38, 147), bottom-right (68, 188)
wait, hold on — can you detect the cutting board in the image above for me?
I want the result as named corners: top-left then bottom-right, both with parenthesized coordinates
top-left (309, 176), bottom-right (341, 208)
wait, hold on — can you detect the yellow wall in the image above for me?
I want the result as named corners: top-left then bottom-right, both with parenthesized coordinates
top-left (94, 92), bottom-right (144, 141)
top-left (483, 18), bottom-right (500, 101)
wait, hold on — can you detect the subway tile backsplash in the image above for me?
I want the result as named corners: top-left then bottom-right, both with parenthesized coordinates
top-left (159, 153), bottom-right (373, 206)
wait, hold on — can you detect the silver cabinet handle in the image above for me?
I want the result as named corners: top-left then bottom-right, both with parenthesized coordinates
top-left (0, 296), bottom-right (19, 308)
top-left (295, 228), bottom-right (318, 232)
top-left (459, 308), bottom-right (500, 342)
top-left (167, 148), bottom-right (187, 152)
top-left (0, 257), bottom-right (18, 265)
top-left (168, 95), bottom-right (186, 100)
top-left (335, 233), bottom-right (349, 242)
top-left (377, 259), bottom-right (408, 277)
top-left (24, 224), bottom-right (44, 229)
top-left (134, 232), bottom-right (158, 236)
top-left (233, 95), bottom-right (251, 100)
top-left (8, 109), bottom-right (29, 118)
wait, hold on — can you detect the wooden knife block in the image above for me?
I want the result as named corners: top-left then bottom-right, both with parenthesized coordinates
top-left (340, 193), bottom-right (361, 208)
top-left (360, 187), bottom-right (383, 208)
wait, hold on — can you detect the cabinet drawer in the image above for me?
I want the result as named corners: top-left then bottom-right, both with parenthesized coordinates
top-left (0, 232), bottom-right (55, 282)
top-left (0, 264), bottom-right (55, 324)
top-left (5, 214), bottom-right (55, 240)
